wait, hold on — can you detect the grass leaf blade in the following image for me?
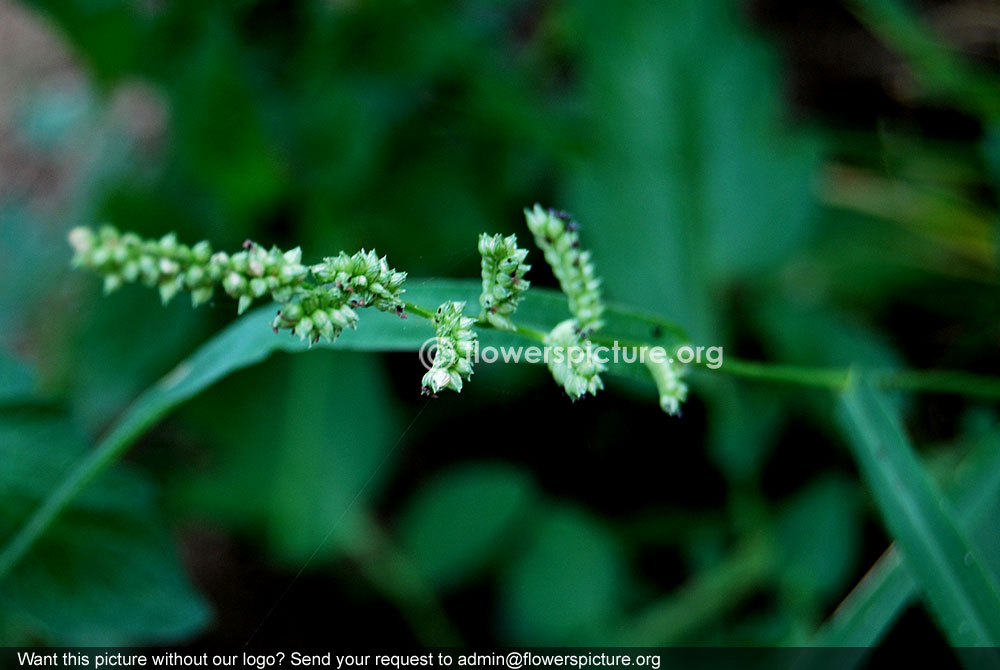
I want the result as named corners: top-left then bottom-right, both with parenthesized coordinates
top-left (837, 373), bottom-right (1000, 647)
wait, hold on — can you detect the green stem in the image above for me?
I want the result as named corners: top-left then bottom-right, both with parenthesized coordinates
top-left (351, 513), bottom-right (464, 646)
top-left (2, 298), bottom-right (999, 587)
top-left (617, 534), bottom-right (773, 645)
top-left (402, 300), bottom-right (436, 320)
top-left (477, 319), bottom-right (548, 343)
top-left (704, 359), bottom-right (1000, 399)
top-left (406, 299), bottom-right (548, 343)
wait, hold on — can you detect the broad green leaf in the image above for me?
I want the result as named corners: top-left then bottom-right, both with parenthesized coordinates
top-left (397, 462), bottom-right (536, 589)
top-left (499, 504), bottom-right (625, 645)
top-left (566, 0), bottom-right (820, 340)
top-left (837, 374), bottom-right (1000, 647)
top-left (0, 405), bottom-right (210, 644)
top-left (173, 352), bottom-right (401, 563)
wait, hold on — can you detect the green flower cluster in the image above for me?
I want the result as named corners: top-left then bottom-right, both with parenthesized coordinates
top-left (68, 225), bottom-right (308, 314)
top-left (274, 249), bottom-right (408, 344)
top-left (311, 250), bottom-right (408, 314)
top-left (645, 358), bottom-right (689, 417)
top-left (69, 225), bottom-right (408, 346)
top-left (478, 233), bottom-right (530, 331)
top-left (421, 301), bottom-right (478, 395)
top-left (545, 319), bottom-right (606, 400)
top-left (69, 208), bottom-right (687, 415)
top-left (523, 204), bottom-right (604, 335)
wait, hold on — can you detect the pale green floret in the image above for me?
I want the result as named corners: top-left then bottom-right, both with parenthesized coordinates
top-left (478, 232), bottom-right (530, 331)
top-left (544, 319), bottom-right (605, 400)
top-left (645, 357), bottom-right (689, 416)
top-left (422, 301), bottom-right (478, 395)
top-left (523, 204), bottom-right (604, 335)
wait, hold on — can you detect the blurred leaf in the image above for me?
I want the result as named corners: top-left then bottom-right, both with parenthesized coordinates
top-left (982, 124), bottom-right (1000, 203)
top-left (704, 378), bottom-right (785, 482)
top-left (753, 301), bottom-right (903, 371)
top-left (176, 352), bottom-right (401, 563)
top-left (566, 0), bottom-right (820, 340)
top-left (775, 476), bottom-right (862, 605)
top-left (23, 0), bottom-right (148, 81)
top-left (167, 25), bottom-right (284, 222)
top-left (67, 288), bottom-right (208, 433)
top-left (621, 536), bottom-right (772, 645)
top-left (397, 462), bottom-right (536, 589)
top-left (499, 504), bottom-right (625, 644)
top-left (837, 374), bottom-right (1000, 646)
top-left (0, 405), bottom-right (209, 644)
top-left (850, 0), bottom-right (1000, 120)
top-left (0, 353), bottom-right (36, 404)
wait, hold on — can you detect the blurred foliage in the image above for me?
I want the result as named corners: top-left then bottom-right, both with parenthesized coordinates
top-left (1, 0), bottom-right (1000, 657)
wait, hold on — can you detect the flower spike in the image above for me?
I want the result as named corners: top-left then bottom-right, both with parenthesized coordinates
top-left (544, 319), bottom-right (605, 400)
top-left (478, 232), bottom-right (530, 331)
top-left (523, 204), bottom-right (604, 335)
top-left (421, 301), bottom-right (478, 395)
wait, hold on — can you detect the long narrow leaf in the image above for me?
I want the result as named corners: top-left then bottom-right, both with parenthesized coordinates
top-left (0, 280), bottom-right (684, 581)
top-left (837, 373), bottom-right (1000, 647)
top-left (813, 425), bottom-right (1000, 651)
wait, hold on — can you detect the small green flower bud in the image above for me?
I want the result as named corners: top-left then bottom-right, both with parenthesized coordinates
top-left (282, 302), bottom-right (303, 322)
top-left (103, 274), bottom-right (123, 294)
top-left (92, 246), bottom-right (111, 267)
top-left (122, 262), bottom-right (139, 283)
top-left (645, 357), bottom-right (688, 416)
top-left (68, 227), bottom-right (95, 257)
top-left (237, 295), bottom-right (253, 315)
top-left (294, 316), bottom-right (314, 342)
top-left (223, 272), bottom-right (247, 297)
top-left (192, 240), bottom-right (212, 263)
top-left (185, 265), bottom-right (205, 288)
top-left (191, 286), bottom-right (214, 308)
top-left (158, 233), bottom-right (178, 253)
top-left (247, 251), bottom-right (266, 277)
top-left (138, 255), bottom-right (157, 283)
top-left (272, 286), bottom-right (294, 303)
top-left (230, 252), bottom-right (249, 274)
top-left (312, 310), bottom-right (334, 340)
top-left (249, 277), bottom-right (269, 298)
top-left (159, 258), bottom-right (180, 276)
top-left (159, 278), bottom-right (183, 305)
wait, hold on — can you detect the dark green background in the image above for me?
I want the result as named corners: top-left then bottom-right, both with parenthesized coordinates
top-left (1, 0), bottom-right (999, 655)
